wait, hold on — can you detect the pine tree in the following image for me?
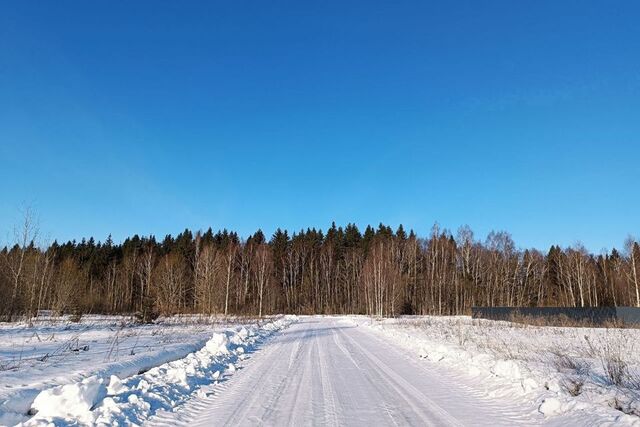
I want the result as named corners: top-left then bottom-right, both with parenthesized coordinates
top-left (396, 224), bottom-right (407, 241)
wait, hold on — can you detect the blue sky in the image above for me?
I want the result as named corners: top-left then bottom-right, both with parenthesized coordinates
top-left (1, 1), bottom-right (639, 252)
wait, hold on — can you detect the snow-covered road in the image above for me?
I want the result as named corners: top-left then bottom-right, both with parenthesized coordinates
top-left (149, 317), bottom-right (539, 426)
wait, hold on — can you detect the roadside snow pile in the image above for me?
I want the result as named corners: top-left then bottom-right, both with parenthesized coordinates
top-left (29, 376), bottom-right (107, 425)
top-left (0, 316), bottom-right (228, 426)
top-left (349, 316), bottom-right (640, 425)
top-left (2, 315), bottom-right (295, 426)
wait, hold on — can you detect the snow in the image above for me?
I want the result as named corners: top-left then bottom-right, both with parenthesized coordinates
top-left (205, 332), bottom-right (230, 355)
top-left (2, 314), bottom-right (640, 426)
top-left (148, 317), bottom-right (540, 426)
top-left (0, 314), bottom-right (293, 426)
top-left (539, 398), bottom-right (563, 416)
top-left (348, 315), bottom-right (640, 425)
top-left (30, 376), bottom-right (106, 424)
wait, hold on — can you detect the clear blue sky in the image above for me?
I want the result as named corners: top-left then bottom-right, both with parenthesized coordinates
top-left (1, 1), bottom-right (639, 252)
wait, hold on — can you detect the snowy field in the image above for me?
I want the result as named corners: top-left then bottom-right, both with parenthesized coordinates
top-left (0, 314), bottom-right (639, 426)
top-left (0, 314), bottom-right (294, 426)
top-left (353, 316), bottom-right (640, 425)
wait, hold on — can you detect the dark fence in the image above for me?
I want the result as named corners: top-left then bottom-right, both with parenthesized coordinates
top-left (471, 306), bottom-right (640, 326)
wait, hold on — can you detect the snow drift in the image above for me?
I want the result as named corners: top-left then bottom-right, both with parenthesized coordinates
top-left (13, 316), bottom-right (296, 426)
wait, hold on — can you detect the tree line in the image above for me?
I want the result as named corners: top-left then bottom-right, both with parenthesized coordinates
top-left (1, 215), bottom-right (639, 321)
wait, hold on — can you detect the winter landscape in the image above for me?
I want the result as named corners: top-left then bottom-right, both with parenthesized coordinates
top-left (2, 1), bottom-right (640, 426)
top-left (1, 314), bottom-right (639, 425)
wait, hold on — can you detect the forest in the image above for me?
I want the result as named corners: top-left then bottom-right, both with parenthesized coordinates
top-left (1, 215), bottom-right (639, 321)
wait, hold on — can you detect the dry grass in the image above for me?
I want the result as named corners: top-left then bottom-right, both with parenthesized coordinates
top-left (548, 351), bottom-right (590, 396)
top-left (561, 377), bottom-right (585, 396)
top-left (400, 315), bottom-right (640, 391)
top-left (506, 313), bottom-right (622, 329)
top-left (551, 351), bottom-right (589, 374)
top-left (455, 319), bottom-right (469, 347)
top-left (597, 330), bottom-right (634, 387)
top-left (626, 373), bottom-right (640, 391)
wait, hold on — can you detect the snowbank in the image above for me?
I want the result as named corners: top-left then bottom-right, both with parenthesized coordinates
top-left (30, 376), bottom-right (107, 425)
top-left (347, 316), bottom-right (640, 425)
top-left (0, 317), bottom-right (217, 426)
top-left (5, 316), bottom-right (295, 426)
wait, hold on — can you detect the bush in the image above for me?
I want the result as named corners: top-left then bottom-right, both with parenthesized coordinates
top-left (135, 296), bottom-right (159, 324)
top-left (599, 332), bottom-right (630, 386)
top-left (69, 312), bottom-right (83, 323)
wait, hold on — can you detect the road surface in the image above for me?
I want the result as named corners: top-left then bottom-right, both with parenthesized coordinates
top-left (149, 317), bottom-right (539, 426)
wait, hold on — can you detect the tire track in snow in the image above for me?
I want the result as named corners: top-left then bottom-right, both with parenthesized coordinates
top-left (285, 326), bottom-right (315, 426)
top-left (337, 325), bottom-right (465, 426)
top-left (353, 323), bottom-right (539, 426)
top-left (149, 317), bottom-right (540, 427)
top-left (255, 323), bottom-right (313, 425)
top-left (334, 325), bottom-right (453, 426)
top-left (316, 325), bottom-right (339, 426)
top-left (329, 323), bottom-right (402, 427)
top-left (331, 327), bottom-right (361, 370)
top-left (227, 326), bottom-right (310, 426)
top-left (149, 331), bottom-right (292, 426)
